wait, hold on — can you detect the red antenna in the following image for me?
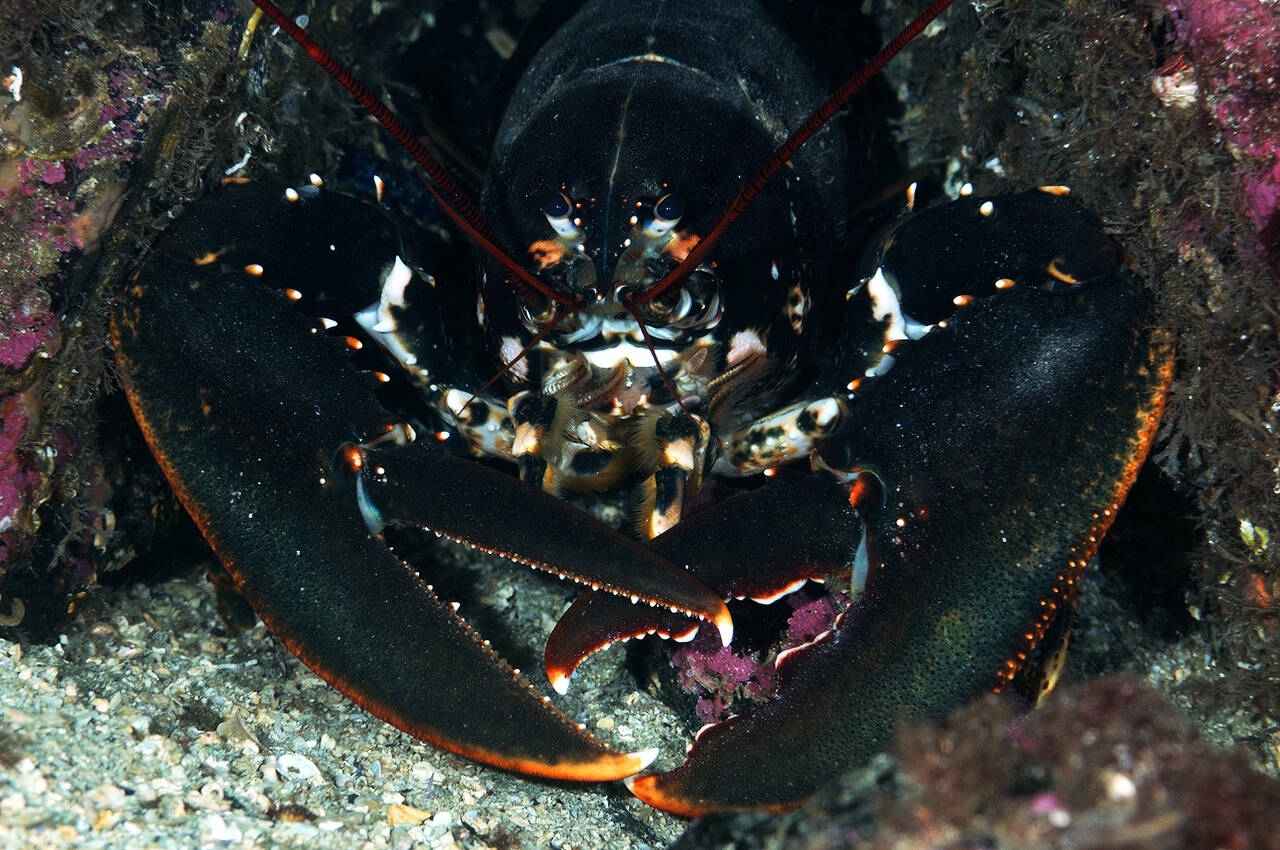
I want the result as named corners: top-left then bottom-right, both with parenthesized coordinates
top-left (247, 0), bottom-right (578, 309)
top-left (631, 0), bottom-right (957, 308)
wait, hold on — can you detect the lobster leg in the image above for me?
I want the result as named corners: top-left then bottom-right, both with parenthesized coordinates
top-left (624, 193), bottom-right (1175, 813)
top-left (111, 184), bottom-right (728, 780)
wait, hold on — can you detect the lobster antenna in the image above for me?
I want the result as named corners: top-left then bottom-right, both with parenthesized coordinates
top-left (412, 173), bottom-right (561, 307)
top-left (247, 0), bottom-right (577, 308)
top-left (633, 0), bottom-right (957, 307)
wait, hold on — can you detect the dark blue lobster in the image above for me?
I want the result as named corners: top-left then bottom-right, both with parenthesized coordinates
top-left (110, 0), bottom-right (1173, 815)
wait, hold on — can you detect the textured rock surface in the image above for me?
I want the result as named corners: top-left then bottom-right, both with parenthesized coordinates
top-left (0, 568), bottom-right (686, 848)
top-left (675, 678), bottom-right (1280, 849)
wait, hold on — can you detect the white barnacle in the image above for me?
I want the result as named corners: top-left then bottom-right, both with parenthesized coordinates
top-left (500, 336), bottom-right (530, 382)
top-left (726, 330), bottom-right (764, 366)
top-left (369, 256), bottom-right (413, 332)
top-left (4, 66), bottom-right (22, 102)
top-left (353, 257), bottom-right (420, 369)
top-left (224, 150), bottom-right (252, 175)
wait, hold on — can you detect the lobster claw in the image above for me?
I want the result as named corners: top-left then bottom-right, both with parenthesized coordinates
top-left (110, 184), bottom-right (729, 781)
top-left (545, 471), bottom-right (860, 693)
top-left (622, 192), bottom-right (1176, 814)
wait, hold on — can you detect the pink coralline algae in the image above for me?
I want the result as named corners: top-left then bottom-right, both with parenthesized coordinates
top-left (672, 592), bottom-right (847, 724)
top-left (0, 306), bottom-right (55, 371)
top-left (1173, 0), bottom-right (1280, 260)
top-left (1, 67), bottom-right (156, 280)
top-left (1, 57), bottom-right (168, 626)
top-left (0, 391), bottom-right (41, 537)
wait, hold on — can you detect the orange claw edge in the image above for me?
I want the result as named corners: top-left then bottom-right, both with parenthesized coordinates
top-left (625, 773), bottom-right (800, 817)
top-left (471, 745), bottom-right (659, 783)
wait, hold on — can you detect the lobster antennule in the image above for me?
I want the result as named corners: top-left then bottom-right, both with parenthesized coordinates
top-left (246, 0), bottom-right (575, 308)
top-left (633, 0), bottom-right (958, 307)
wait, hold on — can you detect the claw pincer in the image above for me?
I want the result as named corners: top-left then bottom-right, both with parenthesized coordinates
top-left (111, 185), bottom-right (725, 780)
top-left (624, 192), bottom-right (1174, 813)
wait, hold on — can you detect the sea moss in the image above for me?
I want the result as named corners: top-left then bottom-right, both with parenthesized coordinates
top-left (675, 678), bottom-right (1280, 849)
top-left (879, 0), bottom-right (1279, 764)
top-left (0, 0), bottom-right (244, 636)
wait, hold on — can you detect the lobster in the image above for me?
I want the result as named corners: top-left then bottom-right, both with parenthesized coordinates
top-left (110, 0), bottom-right (1174, 815)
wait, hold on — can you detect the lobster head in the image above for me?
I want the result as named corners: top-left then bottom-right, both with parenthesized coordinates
top-left (476, 6), bottom-right (846, 394)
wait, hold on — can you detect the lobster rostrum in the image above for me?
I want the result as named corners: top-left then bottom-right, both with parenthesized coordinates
top-left (110, 0), bottom-right (1174, 816)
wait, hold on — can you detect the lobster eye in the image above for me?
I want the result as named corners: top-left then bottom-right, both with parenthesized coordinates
top-left (543, 192), bottom-right (572, 219)
top-left (644, 193), bottom-right (685, 239)
top-left (543, 192), bottom-right (581, 239)
top-left (654, 193), bottom-right (684, 224)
